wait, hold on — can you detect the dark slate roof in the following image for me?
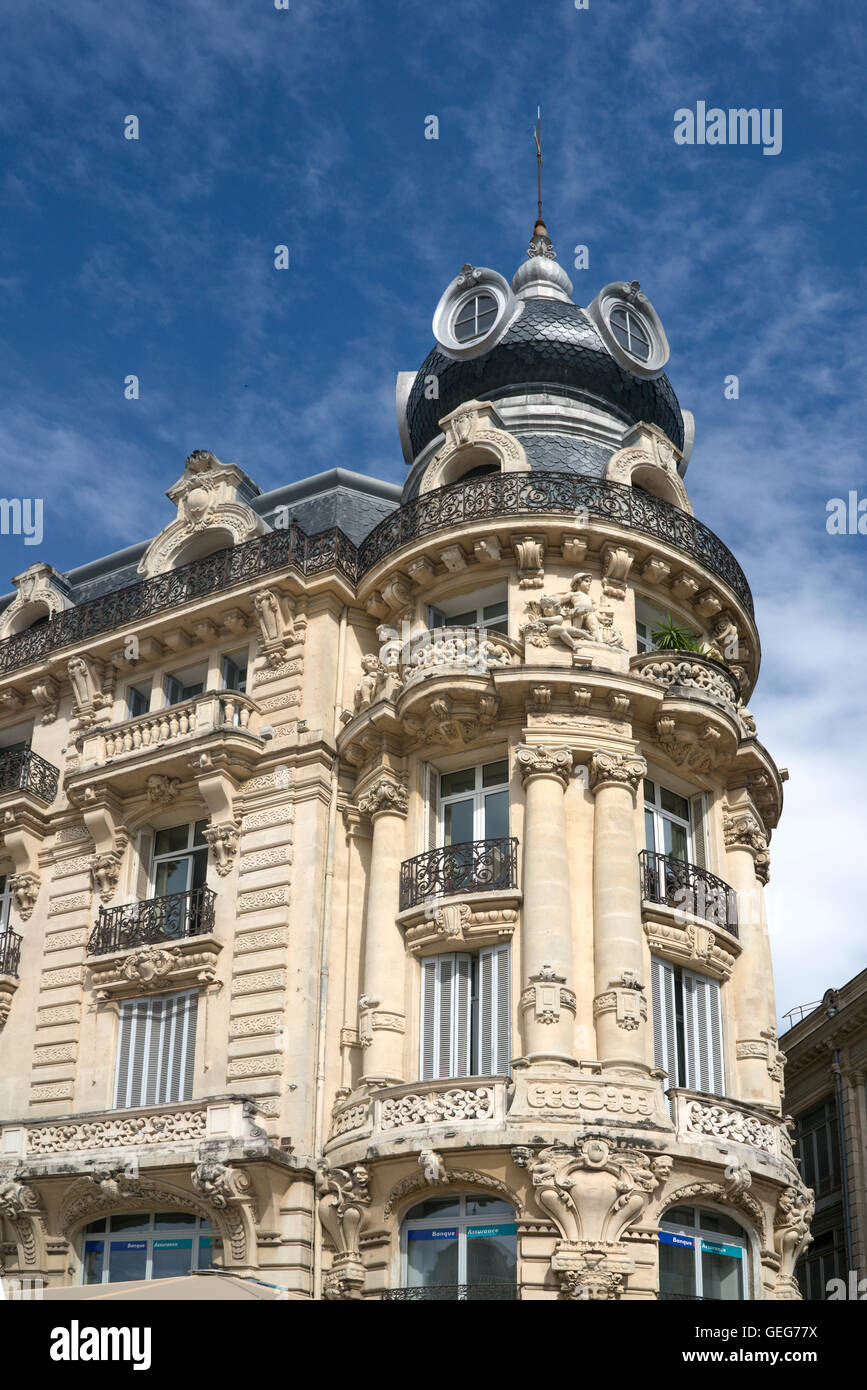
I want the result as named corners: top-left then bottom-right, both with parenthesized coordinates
top-left (405, 299), bottom-right (684, 460)
top-left (516, 432), bottom-right (613, 477)
top-left (0, 469), bottom-right (401, 613)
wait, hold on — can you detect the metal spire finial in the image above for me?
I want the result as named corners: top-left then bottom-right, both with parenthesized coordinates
top-left (528, 107), bottom-right (556, 260)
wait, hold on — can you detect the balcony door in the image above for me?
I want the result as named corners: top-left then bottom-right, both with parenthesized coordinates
top-left (150, 821), bottom-right (209, 939)
top-left (439, 760), bottom-right (509, 846)
top-left (644, 779), bottom-right (692, 861)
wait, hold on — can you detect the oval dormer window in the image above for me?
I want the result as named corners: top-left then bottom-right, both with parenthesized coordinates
top-left (452, 291), bottom-right (499, 344)
top-left (607, 304), bottom-right (652, 362)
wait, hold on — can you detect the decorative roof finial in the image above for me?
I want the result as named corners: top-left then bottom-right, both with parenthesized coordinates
top-left (528, 107), bottom-right (556, 260)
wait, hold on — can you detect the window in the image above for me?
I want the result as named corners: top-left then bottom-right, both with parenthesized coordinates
top-left (439, 760), bottom-right (509, 847)
top-left (429, 583), bottom-right (508, 636)
top-left (644, 779), bottom-right (692, 862)
top-left (82, 1212), bottom-right (213, 1284)
top-left (452, 292), bottom-right (498, 344)
top-left (164, 665), bottom-right (206, 707)
top-left (797, 1227), bottom-right (847, 1301)
top-left (635, 598), bottom-right (666, 653)
top-left (152, 821), bottom-right (208, 899)
top-left (607, 304), bottom-right (651, 362)
top-left (113, 990), bottom-right (198, 1108)
top-left (420, 946), bottom-right (510, 1080)
top-left (221, 652), bottom-right (248, 694)
top-left (651, 956), bottom-right (725, 1095)
top-left (401, 1194), bottom-right (517, 1297)
top-left (0, 875), bottom-right (11, 932)
top-left (127, 683), bottom-right (151, 719)
top-left (794, 1098), bottom-right (841, 1197)
top-left (659, 1206), bottom-right (748, 1300)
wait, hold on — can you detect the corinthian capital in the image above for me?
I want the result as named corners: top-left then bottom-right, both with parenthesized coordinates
top-left (515, 744), bottom-right (573, 786)
top-left (588, 749), bottom-right (647, 796)
top-left (357, 774), bottom-right (408, 818)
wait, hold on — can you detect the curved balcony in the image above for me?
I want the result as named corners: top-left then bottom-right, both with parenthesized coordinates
top-left (358, 472), bottom-right (753, 615)
top-left (399, 837), bottom-right (518, 912)
top-left (399, 626), bottom-right (520, 691)
top-left (87, 886), bottom-right (216, 957)
top-left (0, 929), bottom-right (22, 978)
top-left (0, 746), bottom-right (59, 804)
top-left (630, 651), bottom-right (741, 714)
top-left (639, 850), bottom-right (738, 936)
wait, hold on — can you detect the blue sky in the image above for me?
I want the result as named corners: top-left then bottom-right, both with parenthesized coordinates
top-left (1, 0), bottom-right (866, 1022)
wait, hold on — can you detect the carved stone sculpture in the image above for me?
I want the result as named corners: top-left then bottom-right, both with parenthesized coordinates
top-left (191, 1160), bottom-right (250, 1209)
top-left (418, 1149), bottom-right (449, 1185)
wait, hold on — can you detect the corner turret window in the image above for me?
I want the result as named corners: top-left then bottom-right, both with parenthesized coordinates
top-left (452, 291), bottom-right (498, 344)
top-left (82, 1213), bottom-right (214, 1284)
top-left (651, 956), bottom-right (725, 1096)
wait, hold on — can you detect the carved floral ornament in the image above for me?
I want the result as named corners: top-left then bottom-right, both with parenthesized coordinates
top-left (515, 743), bottom-right (574, 786)
top-left (203, 819), bottom-right (242, 876)
top-left (316, 1162), bottom-right (371, 1300)
top-left (588, 749), bottom-right (647, 796)
top-left (9, 871), bottom-right (40, 921)
top-left (356, 775), bottom-right (408, 819)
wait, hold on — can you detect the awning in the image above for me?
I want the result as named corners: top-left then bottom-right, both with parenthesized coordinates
top-left (40, 1272), bottom-right (287, 1301)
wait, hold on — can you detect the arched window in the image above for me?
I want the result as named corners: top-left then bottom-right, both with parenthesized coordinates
top-left (400, 1193), bottom-right (517, 1299)
top-left (659, 1205), bottom-right (749, 1300)
top-left (81, 1212), bottom-right (214, 1284)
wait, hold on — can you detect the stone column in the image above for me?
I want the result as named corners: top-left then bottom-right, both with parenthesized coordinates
top-left (515, 744), bottom-right (577, 1065)
top-left (588, 749), bottom-right (649, 1069)
top-left (357, 773), bottom-right (408, 1087)
top-left (723, 804), bottom-right (780, 1107)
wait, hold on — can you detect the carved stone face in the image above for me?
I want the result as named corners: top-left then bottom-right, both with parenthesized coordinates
top-left (571, 573), bottom-right (592, 593)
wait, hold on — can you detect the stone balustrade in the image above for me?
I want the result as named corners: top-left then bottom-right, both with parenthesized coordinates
top-left (328, 1077), bottom-right (509, 1144)
top-left (670, 1088), bottom-right (787, 1161)
top-left (0, 1095), bottom-right (265, 1162)
top-left (630, 650), bottom-right (741, 712)
top-left (399, 626), bottom-right (520, 689)
top-left (78, 690), bottom-right (262, 769)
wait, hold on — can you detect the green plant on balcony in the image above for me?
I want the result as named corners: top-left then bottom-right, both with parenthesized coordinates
top-left (650, 616), bottom-right (711, 655)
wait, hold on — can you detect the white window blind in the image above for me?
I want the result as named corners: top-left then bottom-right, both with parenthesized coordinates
top-left (690, 793), bottom-right (710, 869)
top-left (478, 944), bottom-right (510, 1075)
top-left (419, 948), bottom-right (511, 1080)
top-left (114, 991), bottom-right (198, 1109)
top-left (683, 969), bottom-right (725, 1096)
top-left (651, 955), bottom-right (678, 1083)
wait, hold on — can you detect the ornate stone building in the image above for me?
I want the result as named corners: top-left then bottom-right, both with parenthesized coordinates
top-left (0, 220), bottom-right (813, 1299)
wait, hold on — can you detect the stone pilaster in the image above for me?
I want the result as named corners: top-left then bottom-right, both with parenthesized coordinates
top-left (357, 774), bottom-right (408, 1086)
top-left (588, 750), bottom-right (649, 1070)
top-left (723, 801), bottom-right (780, 1107)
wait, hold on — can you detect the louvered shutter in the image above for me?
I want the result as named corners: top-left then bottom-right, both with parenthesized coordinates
top-left (115, 992), bottom-right (198, 1107)
top-left (437, 955), bottom-right (454, 1078)
top-left (179, 992), bottom-right (198, 1100)
top-left (478, 944), bottom-right (510, 1075)
top-left (420, 957), bottom-right (437, 1080)
top-left (137, 831), bottom-right (154, 901)
top-left (683, 970), bottom-right (725, 1095)
top-left (690, 794), bottom-right (709, 869)
top-left (650, 956), bottom-right (678, 1086)
top-left (454, 955), bottom-right (473, 1077)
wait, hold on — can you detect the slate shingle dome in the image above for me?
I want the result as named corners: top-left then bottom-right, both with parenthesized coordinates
top-left (405, 296), bottom-right (685, 461)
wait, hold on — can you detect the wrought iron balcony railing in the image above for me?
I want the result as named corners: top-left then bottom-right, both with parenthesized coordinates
top-left (0, 929), bottom-right (22, 978)
top-left (400, 837), bottom-right (519, 912)
top-left (0, 525), bottom-right (355, 680)
top-left (358, 472), bottom-right (753, 614)
top-left (381, 1283), bottom-right (519, 1301)
top-left (639, 850), bottom-right (738, 936)
top-left (0, 474), bottom-right (753, 683)
top-left (87, 886), bottom-right (216, 956)
top-left (0, 746), bottom-right (60, 803)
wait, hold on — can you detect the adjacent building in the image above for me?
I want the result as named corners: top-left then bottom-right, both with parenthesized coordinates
top-left (0, 217), bottom-right (814, 1299)
top-left (781, 973), bottom-right (867, 1299)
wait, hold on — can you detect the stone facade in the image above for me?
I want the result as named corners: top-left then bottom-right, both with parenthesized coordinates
top-left (0, 243), bottom-right (812, 1301)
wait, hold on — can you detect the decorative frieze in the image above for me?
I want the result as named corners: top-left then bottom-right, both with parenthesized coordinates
top-left (241, 803), bottom-right (295, 832)
top-left (47, 892), bottom-right (90, 917)
top-left (379, 1086), bottom-right (494, 1129)
top-left (33, 1043), bottom-right (78, 1067)
top-left (229, 1012), bottom-right (284, 1038)
top-left (676, 1094), bottom-right (779, 1156)
top-left (239, 846), bottom-right (292, 874)
top-left (234, 927), bottom-right (288, 954)
top-left (43, 929), bottom-right (88, 953)
top-left (31, 1081), bottom-right (74, 1102)
top-left (237, 885), bottom-right (289, 913)
top-left (40, 966), bottom-right (84, 991)
top-left (226, 1055), bottom-right (283, 1079)
top-left (231, 970), bottom-right (286, 996)
top-left (36, 1004), bottom-right (80, 1028)
top-left (357, 775), bottom-right (408, 818)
